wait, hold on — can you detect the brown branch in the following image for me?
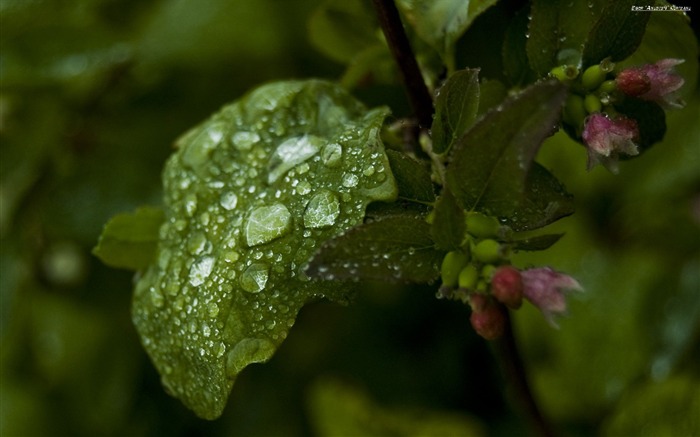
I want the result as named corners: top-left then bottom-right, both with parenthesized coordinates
top-left (371, 0), bottom-right (434, 129)
top-left (494, 310), bottom-right (557, 437)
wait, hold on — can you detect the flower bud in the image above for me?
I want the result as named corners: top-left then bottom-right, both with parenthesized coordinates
top-left (458, 264), bottom-right (479, 290)
top-left (441, 250), bottom-right (469, 288)
top-left (582, 65), bottom-right (606, 90)
top-left (521, 267), bottom-right (583, 326)
top-left (469, 296), bottom-right (506, 340)
top-left (616, 58), bottom-right (685, 108)
top-left (490, 266), bottom-right (523, 309)
top-left (582, 113), bottom-right (639, 172)
top-left (615, 68), bottom-right (651, 97)
top-left (465, 212), bottom-right (501, 238)
top-left (583, 94), bottom-right (602, 114)
top-left (472, 239), bottom-right (502, 264)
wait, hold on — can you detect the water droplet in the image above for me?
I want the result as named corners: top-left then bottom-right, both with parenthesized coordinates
top-left (231, 131), bottom-right (260, 151)
top-left (245, 203), bottom-right (292, 246)
top-left (150, 287), bottom-right (164, 308)
top-left (202, 324), bottom-right (211, 337)
top-left (182, 123), bottom-right (225, 169)
top-left (296, 180), bottom-right (312, 195)
top-left (184, 193), bottom-right (197, 216)
top-left (240, 263), bottom-right (269, 293)
top-left (267, 135), bottom-right (321, 183)
top-left (220, 192), bottom-right (238, 210)
top-left (363, 165), bottom-right (375, 176)
top-left (207, 302), bottom-right (220, 318)
top-left (187, 232), bottom-right (208, 255)
top-left (189, 256), bottom-right (215, 286)
top-left (225, 338), bottom-right (275, 376)
top-left (304, 191), bottom-right (340, 229)
top-left (342, 173), bottom-right (359, 188)
top-left (223, 250), bottom-right (240, 263)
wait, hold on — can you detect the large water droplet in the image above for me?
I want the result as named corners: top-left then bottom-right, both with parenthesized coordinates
top-left (187, 231), bottom-right (208, 255)
top-left (321, 143), bottom-right (343, 167)
top-left (182, 123), bottom-right (226, 169)
top-left (304, 191), bottom-right (340, 228)
top-left (267, 135), bottom-right (322, 183)
top-left (240, 263), bottom-right (269, 293)
top-left (231, 131), bottom-right (260, 151)
top-left (342, 173), bottom-right (359, 188)
top-left (207, 302), bottom-right (220, 318)
top-left (220, 192), bottom-right (238, 210)
top-left (245, 203), bottom-right (292, 246)
top-left (189, 256), bottom-right (215, 286)
top-left (225, 338), bottom-right (275, 376)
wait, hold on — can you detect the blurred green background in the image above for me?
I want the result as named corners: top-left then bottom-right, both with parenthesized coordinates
top-left (1, 0), bottom-right (699, 436)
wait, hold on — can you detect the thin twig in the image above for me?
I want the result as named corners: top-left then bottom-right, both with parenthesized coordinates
top-left (495, 310), bottom-right (557, 437)
top-left (371, 0), bottom-right (434, 128)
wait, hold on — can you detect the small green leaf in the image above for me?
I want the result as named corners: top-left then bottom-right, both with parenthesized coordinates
top-left (476, 79), bottom-right (507, 116)
top-left (431, 68), bottom-right (480, 154)
top-left (307, 0), bottom-right (378, 64)
top-left (132, 80), bottom-right (398, 419)
top-left (507, 163), bottom-right (574, 232)
top-left (445, 80), bottom-right (568, 219)
top-left (92, 206), bottom-right (164, 270)
top-left (582, 0), bottom-right (652, 66)
top-left (385, 149), bottom-right (435, 203)
top-left (615, 98), bottom-right (666, 155)
top-left (396, 0), bottom-right (498, 63)
top-left (511, 233), bottom-right (564, 251)
top-left (526, 0), bottom-right (605, 76)
top-left (431, 189), bottom-right (465, 251)
top-left (307, 214), bottom-right (444, 283)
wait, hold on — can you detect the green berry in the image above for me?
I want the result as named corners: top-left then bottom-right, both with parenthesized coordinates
top-left (481, 264), bottom-right (497, 281)
top-left (584, 94), bottom-right (602, 114)
top-left (458, 264), bottom-right (479, 290)
top-left (465, 212), bottom-right (501, 239)
top-left (582, 65), bottom-right (606, 91)
top-left (550, 65), bottom-right (579, 82)
top-left (472, 239), bottom-right (502, 264)
top-left (441, 250), bottom-right (469, 288)
top-left (563, 94), bottom-right (586, 128)
top-left (598, 79), bottom-right (617, 93)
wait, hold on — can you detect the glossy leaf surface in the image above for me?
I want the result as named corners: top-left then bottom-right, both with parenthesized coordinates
top-left (131, 80), bottom-right (398, 419)
top-left (307, 214), bottom-right (443, 283)
top-left (445, 80), bottom-right (568, 223)
top-left (385, 149), bottom-right (435, 203)
top-left (431, 69), bottom-right (480, 154)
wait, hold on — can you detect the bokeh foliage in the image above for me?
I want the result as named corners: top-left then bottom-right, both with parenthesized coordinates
top-left (1, 0), bottom-right (699, 436)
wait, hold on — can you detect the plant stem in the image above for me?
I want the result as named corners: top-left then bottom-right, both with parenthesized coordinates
top-left (371, 0), bottom-right (434, 129)
top-left (495, 311), bottom-right (557, 437)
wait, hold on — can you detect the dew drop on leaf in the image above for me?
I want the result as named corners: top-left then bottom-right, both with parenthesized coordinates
top-left (244, 203), bottom-right (292, 247)
top-left (240, 263), bottom-right (270, 293)
top-left (304, 191), bottom-right (341, 229)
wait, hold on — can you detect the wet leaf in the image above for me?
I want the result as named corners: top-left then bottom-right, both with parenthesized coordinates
top-left (526, 0), bottom-right (601, 76)
top-left (396, 0), bottom-right (498, 61)
top-left (445, 80), bottom-right (568, 220)
top-left (385, 149), bottom-right (435, 203)
top-left (431, 189), bottom-right (465, 251)
top-left (506, 163), bottom-right (574, 232)
top-left (307, 214), bottom-right (444, 284)
top-left (502, 7), bottom-right (536, 86)
top-left (92, 206), bottom-right (165, 270)
top-left (581, 0), bottom-right (652, 66)
top-left (511, 233), bottom-right (564, 251)
top-left (131, 80), bottom-right (398, 419)
top-left (431, 68), bottom-right (480, 154)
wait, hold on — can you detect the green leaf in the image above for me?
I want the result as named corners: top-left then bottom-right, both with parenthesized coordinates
top-left (502, 7), bottom-right (536, 86)
top-left (526, 0), bottom-right (601, 76)
top-left (614, 98), bottom-right (666, 155)
top-left (445, 80), bottom-right (568, 220)
top-left (308, 0), bottom-right (378, 64)
top-left (307, 214), bottom-right (444, 283)
top-left (431, 189), bottom-right (465, 251)
top-left (507, 163), bottom-right (574, 232)
top-left (131, 80), bottom-right (398, 419)
top-left (431, 68), bottom-right (480, 154)
top-left (385, 149), bottom-right (435, 203)
top-left (511, 233), bottom-right (564, 251)
top-left (476, 79), bottom-right (507, 116)
top-left (396, 0), bottom-right (498, 63)
top-left (92, 206), bottom-right (165, 270)
top-left (581, 0), bottom-right (652, 66)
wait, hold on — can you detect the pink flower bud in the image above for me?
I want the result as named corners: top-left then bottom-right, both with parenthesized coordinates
top-left (490, 266), bottom-right (523, 309)
top-left (521, 267), bottom-right (583, 327)
top-left (581, 113), bottom-right (639, 172)
top-left (616, 58), bottom-right (685, 108)
top-left (469, 297), bottom-right (506, 340)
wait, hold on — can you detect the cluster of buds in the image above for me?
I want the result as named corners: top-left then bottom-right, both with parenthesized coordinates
top-left (551, 58), bottom-right (685, 172)
top-left (436, 212), bottom-right (583, 340)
